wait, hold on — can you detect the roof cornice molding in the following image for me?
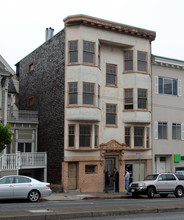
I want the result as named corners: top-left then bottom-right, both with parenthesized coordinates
top-left (64, 14), bottom-right (156, 42)
top-left (152, 55), bottom-right (184, 70)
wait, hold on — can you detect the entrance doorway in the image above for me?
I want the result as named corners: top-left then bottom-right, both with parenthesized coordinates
top-left (68, 162), bottom-right (78, 190)
top-left (105, 158), bottom-right (116, 191)
top-left (126, 162), bottom-right (145, 182)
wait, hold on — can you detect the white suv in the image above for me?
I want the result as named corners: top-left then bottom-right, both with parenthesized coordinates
top-left (128, 173), bottom-right (184, 198)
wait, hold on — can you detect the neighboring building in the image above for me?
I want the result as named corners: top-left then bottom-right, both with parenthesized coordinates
top-left (152, 55), bottom-right (184, 174)
top-left (0, 54), bottom-right (14, 125)
top-left (0, 55), bottom-right (47, 181)
top-left (16, 14), bottom-right (156, 192)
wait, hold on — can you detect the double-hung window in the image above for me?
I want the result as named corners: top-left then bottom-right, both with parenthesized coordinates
top-left (83, 82), bottom-right (95, 105)
top-left (125, 127), bottom-right (131, 147)
top-left (138, 89), bottom-right (147, 109)
top-left (69, 41), bottom-right (78, 63)
top-left (124, 88), bottom-right (133, 110)
top-left (137, 51), bottom-right (147, 73)
top-left (68, 125), bottom-right (75, 147)
top-left (106, 64), bottom-right (117, 86)
top-left (83, 41), bottom-right (95, 65)
top-left (124, 51), bottom-right (133, 72)
top-left (134, 127), bottom-right (144, 147)
top-left (172, 123), bottom-right (181, 140)
top-left (158, 122), bottom-right (168, 139)
top-left (79, 125), bottom-right (91, 147)
top-left (68, 82), bottom-right (78, 105)
top-left (106, 104), bottom-right (117, 125)
top-left (159, 77), bottom-right (177, 96)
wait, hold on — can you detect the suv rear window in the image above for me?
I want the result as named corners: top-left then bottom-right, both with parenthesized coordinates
top-left (175, 174), bottom-right (184, 180)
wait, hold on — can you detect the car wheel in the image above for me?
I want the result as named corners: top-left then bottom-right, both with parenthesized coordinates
top-left (175, 187), bottom-right (183, 198)
top-left (148, 187), bottom-right (155, 198)
top-left (160, 194), bottom-right (168, 198)
top-left (28, 190), bottom-right (40, 202)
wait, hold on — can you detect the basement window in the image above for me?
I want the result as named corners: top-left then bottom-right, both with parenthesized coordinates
top-left (85, 165), bottom-right (97, 174)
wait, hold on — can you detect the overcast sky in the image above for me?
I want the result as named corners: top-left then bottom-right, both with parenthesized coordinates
top-left (1, 0), bottom-right (184, 71)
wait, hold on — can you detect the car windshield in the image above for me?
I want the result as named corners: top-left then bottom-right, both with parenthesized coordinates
top-left (144, 174), bottom-right (158, 181)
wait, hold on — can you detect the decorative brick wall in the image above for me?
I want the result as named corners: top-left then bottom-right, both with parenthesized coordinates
top-left (17, 30), bottom-right (65, 184)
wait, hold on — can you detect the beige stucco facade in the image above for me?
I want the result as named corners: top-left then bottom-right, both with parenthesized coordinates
top-left (62, 15), bottom-right (155, 192)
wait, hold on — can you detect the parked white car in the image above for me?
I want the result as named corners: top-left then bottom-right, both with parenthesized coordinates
top-left (129, 173), bottom-right (184, 198)
top-left (0, 175), bottom-right (52, 202)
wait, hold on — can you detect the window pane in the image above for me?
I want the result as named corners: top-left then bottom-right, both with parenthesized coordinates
top-left (69, 125), bottom-right (75, 147)
top-left (124, 51), bottom-right (133, 71)
top-left (138, 89), bottom-right (147, 109)
top-left (83, 41), bottom-right (95, 64)
top-left (69, 41), bottom-right (78, 63)
top-left (164, 78), bottom-right (172, 94)
top-left (173, 80), bottom-right (177, 95)
top-left (138, 52), bottom-right (147, 72)
top-left (25, 143), bottom-right (31, 152)
top-left (83, 83), bottom-right (95, 105)
top-left (79, 125), bottom-right (91, 147)
top-left (134, 128), bottom-right (144, 147)
top-left (69, 83), bottom-right (77, 105)
top-left (106, 113), bottom-right (116, 124)
top-left (159, 77), bottom-right (163, 94)
top-left (83, 94), bottom-right (94, 105)
top-left (18, 143), bottom-right (24, 152)
top-left (158, 122), bottom-right (167, 139)
top-left (172, 123), bottom-right (181, 140)
top-left (125, 127), bottom-right (130, 147)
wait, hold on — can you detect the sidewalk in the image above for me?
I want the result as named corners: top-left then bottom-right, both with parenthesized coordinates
top-left (46, 191), bottom-right (130, 200)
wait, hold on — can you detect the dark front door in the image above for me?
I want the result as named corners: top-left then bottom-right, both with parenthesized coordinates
top-left (105, 158), bottom-right (115, 191)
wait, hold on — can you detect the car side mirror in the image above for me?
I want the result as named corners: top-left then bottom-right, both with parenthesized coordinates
top-left (158, 177), bottom-right (162, 181)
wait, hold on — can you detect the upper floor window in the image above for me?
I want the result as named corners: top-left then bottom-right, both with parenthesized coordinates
top-left (158, 122), bottom-right (168, 139)
top-left (124, 51), bottom-right (133, 72)
top-left (83, 41), bottom-right (95, 65)
top-left (125, 127), bottom-right (131, 147)
top-left (146, 127), bottom-right (150, 148)
top-left (68, 82), bottom-right (78, 105)
top-left (28, 62), bottom-right (34, 73)
top-left (138, 89), bottom-right (147, 109)
top-left (106, 64), bottom-right (117, 86)
top-left (137, 51), bottom-right (147, 73)
top-left (68, 125), bottom-right (75, 147)
top-left (79, 125), bottom-right (91, 147)
top-left (94, 125), bottom-right (99, 147)
top-left (27, 96), bottom-right (34, 107)
top-left (159, 77), bottom-right (177, 96)
top-left (68, 41), bottom-right (78, 64)
top-left (83, 82), bottom-right (95, 106)
top-left (134, 127), bottom-right (144, 147)
top-left (18, 143), bottom-right (32, 152)
top-left (172, 123), bottom-right (181, 140)
top-left (106, 104), bottom-right (117, 126)
top-left (124, 88), bottom-right (133, 110)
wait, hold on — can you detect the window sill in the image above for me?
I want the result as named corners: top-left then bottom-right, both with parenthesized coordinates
top-left (66, 148), bottom-right (99, 151)
top-left (105, 125), bottom-right (118, 128)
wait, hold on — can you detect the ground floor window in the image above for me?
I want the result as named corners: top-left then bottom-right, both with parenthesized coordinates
top-left (85, 165), bottom-right (97, 174)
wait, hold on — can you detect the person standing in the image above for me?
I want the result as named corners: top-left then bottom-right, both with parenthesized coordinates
top-left (125, 168), bottom-right (130, 194)
top-left (105, 171), bottom-right (110, 193)
top-left (113, 168), bottom-right (119, 192)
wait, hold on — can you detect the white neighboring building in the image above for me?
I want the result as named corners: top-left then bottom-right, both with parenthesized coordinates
top-left (152, 55), bottom-right (184, 174)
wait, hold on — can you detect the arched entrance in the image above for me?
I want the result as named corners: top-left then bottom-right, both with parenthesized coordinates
top-left (100, 139), bottom-right (126, 192)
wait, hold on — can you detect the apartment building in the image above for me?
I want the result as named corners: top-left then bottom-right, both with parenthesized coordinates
top-left (16, 14), bottom-right (156, 192)
top-left (152, 55), bottom-right (184, 174)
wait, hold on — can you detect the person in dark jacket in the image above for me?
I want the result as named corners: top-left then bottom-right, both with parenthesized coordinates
top-left (105, 171), bottom-right (110, 193)
top-left (113, 168), bottom-right (119, 192)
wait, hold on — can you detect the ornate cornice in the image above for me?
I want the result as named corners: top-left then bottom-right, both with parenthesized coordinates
top-left (64, 14), bottom-right (156, 42)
